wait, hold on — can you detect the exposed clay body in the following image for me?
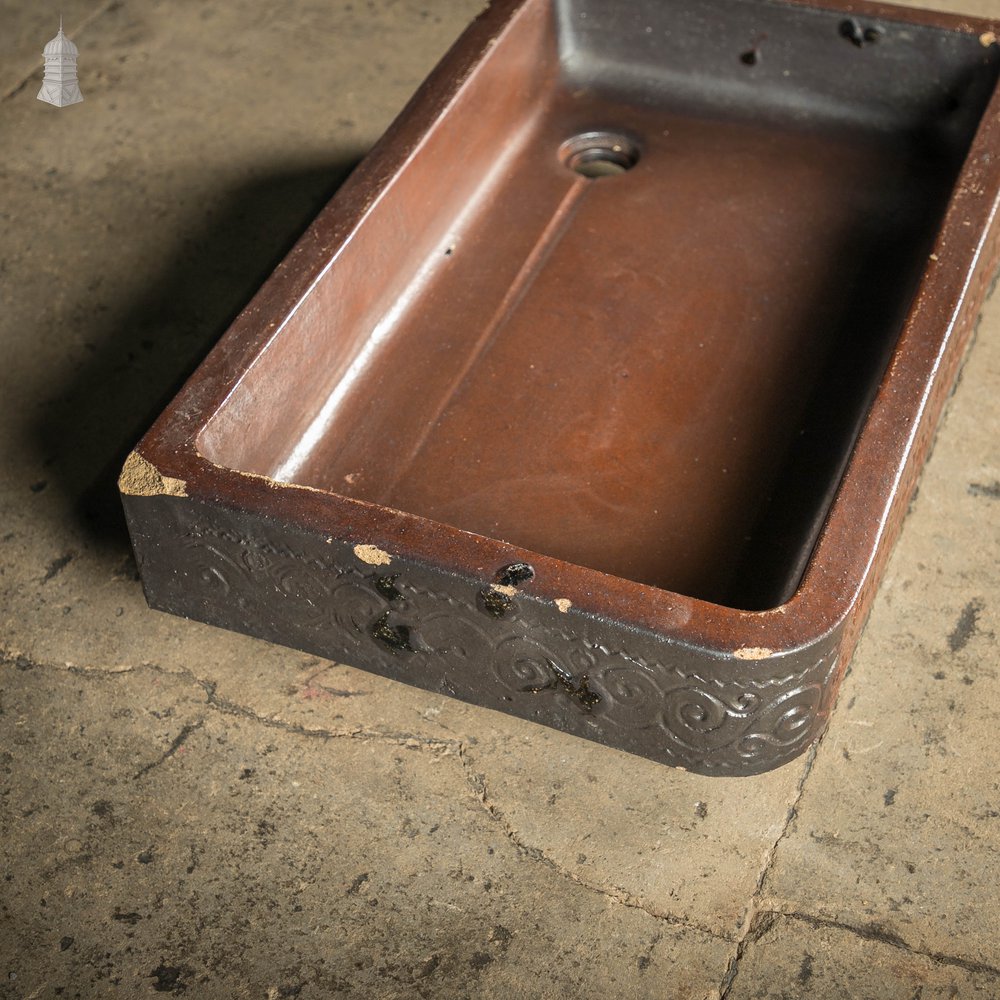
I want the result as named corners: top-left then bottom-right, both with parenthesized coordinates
top-left (118, 451), bottom-right (187, 498)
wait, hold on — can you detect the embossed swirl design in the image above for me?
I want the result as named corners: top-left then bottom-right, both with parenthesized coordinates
top-left (178, 522), bottom-right (838, 773)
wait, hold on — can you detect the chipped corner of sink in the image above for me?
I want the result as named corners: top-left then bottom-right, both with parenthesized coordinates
top-left (118, 450), bottom-right (189, 499)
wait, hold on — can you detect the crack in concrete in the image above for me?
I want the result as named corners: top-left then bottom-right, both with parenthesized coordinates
top-left (144, 658), bottom-right (735, 941)
top-left (715, 720), bottom-right (1000, 994)
top-left (0, 650), bottom-right (785, 949)
top-left (203, 679), bottom-right (461, 753)
top-left (785, 911), bottom-right (1000, 978)
top-left (780, 911), bottom-right (1000, 978)
top-left (1, 651), bottom-right (464, 752)
top-left (133, 719), bottom-right (205, 779)
top-left (719, 908), bottom-right (1000, 985)
top-left (718, 740), bottom-right (821, 998)
top-left (23, 647), bottom-right (999, 981)
top-left (457, 744), bottom-right (731, 943)
top-left (10, 649), bottom-right (732, 939)
top-left (139, 660), bottom-right (463, 753)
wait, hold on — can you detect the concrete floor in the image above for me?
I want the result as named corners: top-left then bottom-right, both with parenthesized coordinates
top-left (1, 0), bottom-right (999, 996)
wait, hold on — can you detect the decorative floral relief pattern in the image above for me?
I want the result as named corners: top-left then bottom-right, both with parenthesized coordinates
top-left (169, 519), bottom-right (841, 775)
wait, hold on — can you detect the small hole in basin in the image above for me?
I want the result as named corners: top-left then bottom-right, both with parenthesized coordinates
top-left (560, 132), bottom-right (639, 179)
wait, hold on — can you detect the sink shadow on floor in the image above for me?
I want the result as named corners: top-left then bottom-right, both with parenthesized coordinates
top-left (30, 157), bottom-right (364, 552)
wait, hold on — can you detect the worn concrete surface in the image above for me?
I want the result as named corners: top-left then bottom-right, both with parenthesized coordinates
top-left (1, 0), bottom-right (998, 996)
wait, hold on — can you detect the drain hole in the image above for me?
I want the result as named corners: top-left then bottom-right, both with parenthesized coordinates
top-left (560, 132), bottom-right (639, 179)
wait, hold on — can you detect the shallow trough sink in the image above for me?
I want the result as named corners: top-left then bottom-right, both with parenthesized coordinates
top-left (121, 0), bottom-right (1000, 774)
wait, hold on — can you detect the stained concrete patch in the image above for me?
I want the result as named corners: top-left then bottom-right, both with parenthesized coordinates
top-left (947, 598), bottom-right (984, 653)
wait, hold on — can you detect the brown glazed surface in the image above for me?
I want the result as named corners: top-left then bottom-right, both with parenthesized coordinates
top-left (121, 0), bottom-right (1000, 774)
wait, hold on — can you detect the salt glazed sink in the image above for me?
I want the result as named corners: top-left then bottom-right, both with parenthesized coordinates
top-left (121, 0), bottom-right (1000, 775)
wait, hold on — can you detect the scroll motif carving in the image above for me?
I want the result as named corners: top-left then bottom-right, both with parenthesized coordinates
top-left (175, 520), bottom-right (838, 774)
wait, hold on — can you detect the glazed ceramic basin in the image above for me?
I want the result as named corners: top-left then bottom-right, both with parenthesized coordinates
top-left (121, 0), bottom-right (1000, 774)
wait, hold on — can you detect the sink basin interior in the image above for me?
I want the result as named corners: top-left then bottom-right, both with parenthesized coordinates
top-left (198, 0), bottom-right (999, 611)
